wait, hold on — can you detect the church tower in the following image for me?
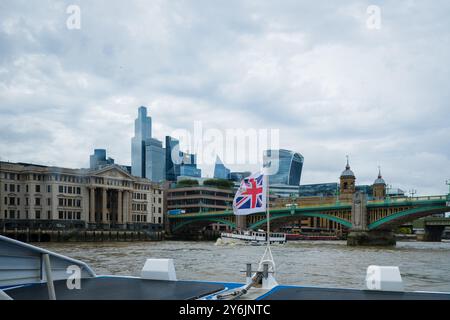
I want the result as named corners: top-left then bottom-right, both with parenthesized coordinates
top-left (372, 167), bottom-right (386, 199)
top-left (340, 156), bottom-right (356, 201)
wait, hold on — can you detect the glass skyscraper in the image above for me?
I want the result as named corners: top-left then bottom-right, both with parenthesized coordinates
top-left (131, 106), bottom-right (165, 182)
top-left (263, 149), bottom-right (304, 186)
top-left (90, 149), bottom-right (114, 170)
top-left (145, 138), bottom-right (165, 182)
top-left (213, 156), bottom-right (230, 180)
top-left (165, 136), bottom-right (201, 181)
top-left (131, 106), bottom-right (152, 178)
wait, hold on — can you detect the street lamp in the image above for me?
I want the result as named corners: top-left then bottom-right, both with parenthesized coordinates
top-left (409, 189), bottom-right (417, 199)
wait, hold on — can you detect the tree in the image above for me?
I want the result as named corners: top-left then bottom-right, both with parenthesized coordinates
top-left (177, 179), bottom-right (199, 187)
top-left (203, 179), bottom-right (234, 189)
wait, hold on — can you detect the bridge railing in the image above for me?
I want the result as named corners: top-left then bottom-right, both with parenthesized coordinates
top-left (368, 195), bottom-right (448, 205)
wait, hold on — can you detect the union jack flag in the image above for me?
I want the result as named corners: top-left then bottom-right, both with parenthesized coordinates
top-left (233, 172), bottom-right (267, 216)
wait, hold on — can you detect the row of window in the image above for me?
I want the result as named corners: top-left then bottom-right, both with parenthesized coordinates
top-left (132, 203), bottom-right (147, 212)
top-left (3, 196), bottom-right (51, 207)
top-left (133, 193), bottom-right (148, 200)
top-left (3, 209), bottom-right (49, 219)
top-left (58, 211), bottom-right (82, 220)
top-left (58, 198), bottom-right (82, 208)
top-left (58, 185), bottom-right (81, 195)
top-left (3, 183), bottom-right (50, 193)
top-left (131, 215), bottom-right (162, 223)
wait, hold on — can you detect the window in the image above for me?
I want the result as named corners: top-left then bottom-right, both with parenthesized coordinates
top-left (68, 199), bottom-right (72, 207)
top-left (68, 212), bottom-right (72, 219)
top-left (158, 207), bottom-right (161, 213)
top-left (59, 211), bottom-right (63, 219)
top-left (76, 199), bottom-right (81, 207)
top-left (26, 198), bottom-right (29, 205)
top-left (68, 186), bottom-right (72, 194)
top-left (4, 197), bottom-right (6, 205)
top-left (47, 198), bottom-right (51, 206)
top-left (3, 184), bottom-right (6, 192)
top-left (158, 217), bottom-right (161, 224)
top-left (77, 187), bottom-right (81, 194)
top-left (9, 197), bottom-right (15, 205)
top-left (9, 210), bottom-right (15, 219)
top-left (36, 210), bottom-right (41, 219)
top-left (26, 185), bottom-right (29, 193)
top-left (59, 186), bottom-right (63, 193)
top-left (17, 185), bottom-right (20, 192)
top-left (35, 185), bottom-right (40, 193)
top-left (17, 198), bottom-right (20, 206)
top-left (10, 184), bottom-right (15, 192)
top-left (76, 212), bottom-right (81, 220)
top-left (59, 198), bottom-right (64, 206)
top-left (35, 198), bottom-right (41, 206)
top-left (47, 185), bottom-right (51, 193)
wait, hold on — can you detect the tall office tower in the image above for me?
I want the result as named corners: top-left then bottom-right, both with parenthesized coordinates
top-left (213, 156), bottom-right (231, 180)
top-left (263, 149), bottom-right (304, 186)
top-left (131, 106), bottom-right (152, 178)
top-left (89, 149), bottom-right (115, 169)
top-left (165, 136), bottom-right (181, 181)
top-left (145, 138), bottom-right (165, 182)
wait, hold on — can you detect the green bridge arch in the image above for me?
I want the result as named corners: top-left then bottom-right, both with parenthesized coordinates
top-left (248, 211), bottom-right (353, 230)
top-left (368, 206), bottom-right (448, 230)
top-left (171, 218), bottom-right (237, 232)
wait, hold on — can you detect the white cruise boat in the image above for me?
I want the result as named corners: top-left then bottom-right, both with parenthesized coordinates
top-left (219, 230), bottom-right (286, 245)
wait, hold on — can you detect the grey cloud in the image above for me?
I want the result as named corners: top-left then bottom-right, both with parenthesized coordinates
top-left (0, 0), bottom-right (449, 194)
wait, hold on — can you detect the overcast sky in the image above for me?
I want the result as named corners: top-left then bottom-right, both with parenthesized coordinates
top-left (1, 1), bottom-right (449, 195)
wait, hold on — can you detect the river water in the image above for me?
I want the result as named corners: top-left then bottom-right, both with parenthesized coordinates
top-left (37, 240), bottom-right (450, 292)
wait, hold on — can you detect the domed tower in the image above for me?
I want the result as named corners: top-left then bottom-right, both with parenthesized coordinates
top-left (373, 167), bottom-right (386, 199)
top-left (339, 156), bottom-right (356, 201)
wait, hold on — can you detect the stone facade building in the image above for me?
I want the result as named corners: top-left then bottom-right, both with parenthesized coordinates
top-left (0, 161), bottom-right (164, 229)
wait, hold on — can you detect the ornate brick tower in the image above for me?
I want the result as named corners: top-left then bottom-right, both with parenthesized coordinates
top-left (372, 167), bottom-right (386, 199)
top-left (339, 156), bottom-right (356, 201)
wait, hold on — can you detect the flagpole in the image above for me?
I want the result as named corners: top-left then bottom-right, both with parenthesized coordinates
top-left (266, 174), bottom-right (270, 247)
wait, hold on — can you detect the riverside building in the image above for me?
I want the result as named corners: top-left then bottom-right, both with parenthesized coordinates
top-left (0, 161), bottom-right (164, 230)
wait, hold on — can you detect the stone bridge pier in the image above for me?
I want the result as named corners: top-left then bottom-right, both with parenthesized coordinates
top-left (416, 226), bottom-right (445, 242)
top-left (347, 192), bottom-right (396, 246)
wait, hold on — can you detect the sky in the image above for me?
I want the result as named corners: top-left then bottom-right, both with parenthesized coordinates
top-left (0, 0), bottom-right (450, 195)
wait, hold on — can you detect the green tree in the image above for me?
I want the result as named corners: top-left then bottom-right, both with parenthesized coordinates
top-left (203, 179), bottom-right (234, 189)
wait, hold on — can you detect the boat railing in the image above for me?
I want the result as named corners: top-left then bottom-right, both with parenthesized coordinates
top-left (0, 235), bottom-right (96, 294)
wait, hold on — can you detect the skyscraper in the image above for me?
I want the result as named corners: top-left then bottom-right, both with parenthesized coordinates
top-left (263, 149), bottom-right (304, 186)
top-left (145, 138), bottom-right (165, 182)
top-left (213, 156), bottom-right (230, 180)
top-left (90, 149), bottom-right (114, 170)
top-left (131, 106), bottom-right (152, 178)
top-left (165, 136), bottom-right (201, 181)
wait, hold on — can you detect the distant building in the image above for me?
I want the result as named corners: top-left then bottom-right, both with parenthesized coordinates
top-left (230, 171), bottom-right (251, 182)
top-left (213, 156), bottom-right (230, 180)
top-left (269, 184), bottom-right (300, 198)
top-left (130, 106), bottom-right (166, 182)
top-left (90, 149), bottom-right (114, 170)
top-left (263, 149), bottom-right (304, 186)
top-left (167, 185), bottom-right (234, 214)
top-left (299, 183), bottom-right (339, 197)
top-left (131, 106), bottom-right (152, 178)
top-left (165, 136), bottom-right (201, 181)
top-left (145, 138), bottom-right (165, 182)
